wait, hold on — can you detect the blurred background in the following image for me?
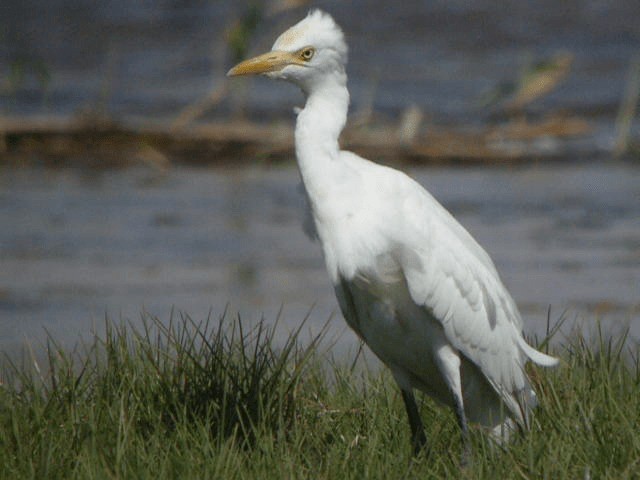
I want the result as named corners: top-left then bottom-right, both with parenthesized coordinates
top-left (1, 0), bottom-right (639, 357)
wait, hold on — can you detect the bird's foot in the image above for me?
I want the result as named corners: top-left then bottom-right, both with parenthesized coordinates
top-left (459, 439), bottom-right (473, 468)
top-left (411, 430), bottom-right (428, 458)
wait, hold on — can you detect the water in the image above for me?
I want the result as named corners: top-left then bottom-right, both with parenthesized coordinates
top-left (1, 1), bottom-right (639, 135)
top-left (1, 0), bottom-right (639, 357)
top-left (1, 163), bottom-right (638, 357)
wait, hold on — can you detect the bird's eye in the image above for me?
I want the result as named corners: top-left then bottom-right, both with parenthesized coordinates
top-left (300, 48), bottom-right (315, 61)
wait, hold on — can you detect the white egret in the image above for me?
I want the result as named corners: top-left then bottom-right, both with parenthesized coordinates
top-left (228, 10), bottom-right (558, 457)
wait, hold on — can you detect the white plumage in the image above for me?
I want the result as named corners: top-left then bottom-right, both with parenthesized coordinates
top-left (228, 10), bottom-right (558, 457)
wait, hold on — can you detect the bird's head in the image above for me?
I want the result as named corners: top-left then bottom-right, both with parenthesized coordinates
top-left (227, 10), bottom-right (347, 92)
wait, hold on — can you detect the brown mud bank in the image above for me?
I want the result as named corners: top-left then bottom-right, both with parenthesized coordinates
top-left (0, 113), bottom-right (599, 168)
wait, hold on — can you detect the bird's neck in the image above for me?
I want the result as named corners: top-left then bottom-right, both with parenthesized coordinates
top-left (294, 78), bottom-right (349, 199)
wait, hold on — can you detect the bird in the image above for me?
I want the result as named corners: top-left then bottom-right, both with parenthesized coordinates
top-left (227, 10), bottom-right (558, 459)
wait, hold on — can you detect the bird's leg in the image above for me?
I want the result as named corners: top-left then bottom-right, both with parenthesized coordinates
top-left (400, 388), bottom-right (428, 456)
top-left (451, 389), bottom-right (472, 467)
top-left (435, 346), bottom-right (472, 466)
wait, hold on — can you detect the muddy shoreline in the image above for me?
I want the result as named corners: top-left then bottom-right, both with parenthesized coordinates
top-left (0, 113), bottom-right (610, 168)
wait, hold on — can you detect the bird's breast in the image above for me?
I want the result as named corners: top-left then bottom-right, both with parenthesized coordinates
top-left (315, 208), bottom-right (392, 283)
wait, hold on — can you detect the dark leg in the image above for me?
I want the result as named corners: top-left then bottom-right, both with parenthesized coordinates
top-left (400, 388), bottom-right (428, 456)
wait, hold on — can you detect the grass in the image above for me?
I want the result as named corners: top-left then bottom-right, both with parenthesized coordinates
top-left (0, 312), bottom-right (639, 479)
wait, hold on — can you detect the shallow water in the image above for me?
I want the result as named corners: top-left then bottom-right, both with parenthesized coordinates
top-left (1, 163), bottom-right (638, 357)
top-left (1, 1), bottom-right (639, 144)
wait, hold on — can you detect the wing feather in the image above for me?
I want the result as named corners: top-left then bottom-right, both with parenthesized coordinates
top-left (395, 177), bottom-right (557, 406)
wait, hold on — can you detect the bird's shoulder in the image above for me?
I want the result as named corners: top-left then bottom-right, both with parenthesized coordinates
top-left (338, 150), bottom-right (424, 201)
top-left (338, 151), bottom-right (500, 278)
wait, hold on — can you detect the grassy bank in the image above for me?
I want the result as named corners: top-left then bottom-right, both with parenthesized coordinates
top-left (1, 313), bottom-right (638, 479)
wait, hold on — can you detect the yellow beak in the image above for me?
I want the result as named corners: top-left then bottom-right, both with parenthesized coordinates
top-left (227, 50), bottom-right (302, 77)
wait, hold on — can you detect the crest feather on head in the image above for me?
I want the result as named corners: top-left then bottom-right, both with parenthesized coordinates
top-left (273, 9), bottom-right (347, 62)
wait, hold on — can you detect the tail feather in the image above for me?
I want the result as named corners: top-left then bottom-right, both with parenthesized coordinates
top-left (519, 337), bottom-right (559, 367)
